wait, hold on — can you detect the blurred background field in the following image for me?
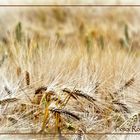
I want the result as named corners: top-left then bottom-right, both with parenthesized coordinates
top-left (1, 6), bottom-right (140, 53)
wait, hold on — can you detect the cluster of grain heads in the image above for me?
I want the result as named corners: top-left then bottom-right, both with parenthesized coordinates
top-left (0, 17), bottom-right (140, 140)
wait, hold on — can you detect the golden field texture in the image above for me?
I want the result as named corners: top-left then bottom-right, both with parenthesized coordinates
top-left (0, 7), bottom-right (140, 140)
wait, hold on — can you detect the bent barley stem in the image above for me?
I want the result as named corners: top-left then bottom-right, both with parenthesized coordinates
top-left (60, 95), bottom-right (71, 109)
top-left (55, 112), bottom-right (63, 139)
top-left (41, 106), bottom-right (49, 132)
top-left (40, 93), bottom-right (52, 132)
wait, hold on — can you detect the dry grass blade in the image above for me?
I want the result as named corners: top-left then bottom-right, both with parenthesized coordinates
top-left (113, 101), bottom-right (130, 113)
top-left (50, 108), bottom-right (80, 121)
top-left (0, 98), bottom-right (19, 105)
top-left (20, 108), bottom-right (38, 119)
top-left (8, 116), bottom-right (18, 124)
top-left (4, 86), bottom-right (12, 96)
top-left (114, 77), bottom-right (134, 94)
top-left (94, 82), bottom-right (100, 94)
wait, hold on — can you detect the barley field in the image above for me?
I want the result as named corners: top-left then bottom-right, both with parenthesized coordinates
top-left (0, 1), bottom-right (140, 140)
